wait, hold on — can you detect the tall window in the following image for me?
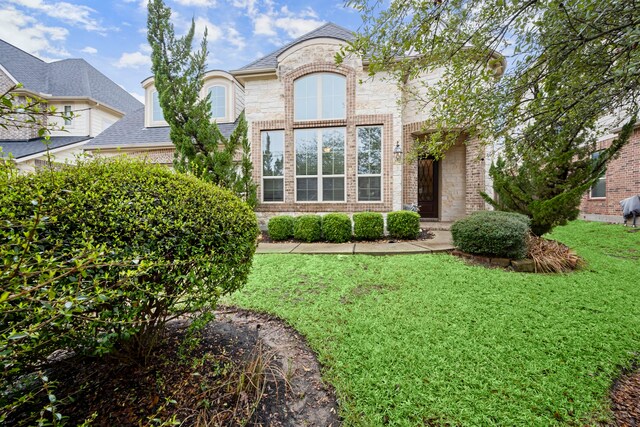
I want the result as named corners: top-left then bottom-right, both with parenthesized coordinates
top-left (295, 127), bottom-right (345, 202)
top-left (591, 151), bottom-right (606, 198)
top-left (357, 126), bottom-right (383, 201)
top-left (152, 90), bottom-right (164, 122)
top-left (64, 105), bottom-right (72, 125)
top-left (262, 130), bottom-right (285, 202)
top-left (209, 85), bottom-right (226, 119)
top-left (294, 73), bottom-right (345, 121)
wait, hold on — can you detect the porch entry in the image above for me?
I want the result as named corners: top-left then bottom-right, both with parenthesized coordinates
top-left (418, 156), bottom-right (439, 219)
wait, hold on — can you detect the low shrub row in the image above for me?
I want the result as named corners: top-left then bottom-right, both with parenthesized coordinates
top-left (267, 210), bottom-right (421, 242)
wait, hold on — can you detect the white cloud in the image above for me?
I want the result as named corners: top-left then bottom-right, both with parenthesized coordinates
top-left (225, 27), bottom-right (245, 50)
top-left (7, 0), bottom-right (104, 33)
top-left (193, 17), bottom-right (222, 42)
top-left (129, 91), bottom-right (146, 104)
top-left (81, 46), bottom-right (97, 54)
top-left (114, 51), bottom-right (151, 69)
top-left (173, 0), bottom-right (217, 6)
top-left (0, 6), bottom-right (70, 60)
top-left (232, 1), bottom-right (324, 40)
top-left (275, 16), bottom-right (324, 38)
top-left (253, 14), bottom-right (275, 36)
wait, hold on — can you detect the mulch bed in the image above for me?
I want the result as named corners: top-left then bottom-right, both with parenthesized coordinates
top-left (611, 368), bottom-right (640, 426)
top-left (259, 228), bottom-right (435, 244)
top-left (8, 308), bottom-right (340, 427)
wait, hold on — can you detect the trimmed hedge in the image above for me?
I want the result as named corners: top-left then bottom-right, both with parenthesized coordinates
top-left (353, 212), bottom-right (384, 241)
top-left (387, 210), bottom-right (421, 239)
top-left (451, 211), bottom-right (530, 259)
top-left (322, 213), bottom-right (352, 243)
top-left (1, 158), bottom-right (259, 422)
top-left (294, 215), bottom-right (323, 242)
top-left (268, 215), bottom-right (295, 241)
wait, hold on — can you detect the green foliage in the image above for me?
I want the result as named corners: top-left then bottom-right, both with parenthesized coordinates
top-left (0, 158), bottom-right (258, 423)
top-left (293, 215), bottom-right (323, 242)
top-left (387, 210), bottom-right (421, 240)
top-left (353, 212), bottom-right (383, 241)
top-left (268, 215), bottom-right (295, 241)
top-left (451, 211), bottom-right (529, 259)
top-left (482, 118), bottom-right (636, 236)
top-left (322, 213), bottom-right (352, 243)
top-left (147, 0), bottom-right (256, 208)
top-left (227, 221), bottom-right (640, 426)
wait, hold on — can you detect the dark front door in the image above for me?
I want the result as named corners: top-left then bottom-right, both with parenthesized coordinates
top-left (418, 157), bottom-right (439, 219)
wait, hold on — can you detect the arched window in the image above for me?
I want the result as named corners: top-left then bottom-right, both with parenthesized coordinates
top-left (294, 73), bottom-right (345, 121)
top-left (152, 90), bottom-right (164, 122)
top-left (209, 85), bottom-right (226, 119)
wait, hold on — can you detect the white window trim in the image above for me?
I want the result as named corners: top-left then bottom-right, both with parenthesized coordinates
top-left (261, 130), bottom-right (285, 204)
top-left (63, 105), bottom-right (73, 127)
top-left (356, 125), bottom-right (384, 203)
top-left (294, 127), bottom-right (346, 203)
top-left (149, 89), bottom-right (168, 127)
top-left (208, 85), bottom-right (227, 122)
top-left (294, 73), bottom-right (346, 122)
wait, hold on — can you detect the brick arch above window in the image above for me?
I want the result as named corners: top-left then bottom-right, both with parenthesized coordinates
top-left (283, 63), bottom-right (356, 129)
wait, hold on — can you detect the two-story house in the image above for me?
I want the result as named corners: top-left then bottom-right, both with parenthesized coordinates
top-left (0, 39), bottom-right (142, 171)
top-left (88, 23), bottom-right (496, 225)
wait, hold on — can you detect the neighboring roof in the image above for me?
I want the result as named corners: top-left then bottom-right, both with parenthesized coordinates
top-left (234, 22), bottom-right (354, 72)
top-left (85, 107), bottom-right (239, 149)
top-left (0, 136), bottom-right (91, 159)
top-left (0, 39), bottom-right (142, 114)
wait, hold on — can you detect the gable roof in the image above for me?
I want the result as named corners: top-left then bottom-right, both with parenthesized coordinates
top-left (85, 107), bottom-right (239, 149)
top-left (0, 39), bottom-right (142, 114)
top-left (0, 136), bottom-right (91, 160)
top-left (234, 22), bottom-right (354, 72)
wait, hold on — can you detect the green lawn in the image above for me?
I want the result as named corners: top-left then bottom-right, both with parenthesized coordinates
top-left (225, 221), bottom-right (640, 426)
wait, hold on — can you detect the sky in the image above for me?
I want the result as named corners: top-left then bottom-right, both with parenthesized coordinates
top-left (0, 0), bottom-right (363, 104)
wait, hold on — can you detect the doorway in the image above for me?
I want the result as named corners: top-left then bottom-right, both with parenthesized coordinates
top-left (418, 156), bottom-right (439, 219)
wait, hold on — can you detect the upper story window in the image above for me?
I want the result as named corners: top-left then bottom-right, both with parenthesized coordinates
top-left (294, 73), bottom-right (345, 121)
top-left (64, 105), bottom-right (72, 126)
top-left (209, 85), bottom-right (226, 119)
top-left (152, 90), bottom-right (165, 122)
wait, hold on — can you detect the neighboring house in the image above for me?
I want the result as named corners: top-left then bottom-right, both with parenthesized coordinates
top-left (0, 39), bottom-right (142, 171)
top-left (88, 23), bottom-right (498, 224)
top-left (580, 123), bottom-right (640, 223)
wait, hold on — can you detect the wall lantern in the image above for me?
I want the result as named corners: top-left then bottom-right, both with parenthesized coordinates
top-left (393, 141), bottom-right (403, 162)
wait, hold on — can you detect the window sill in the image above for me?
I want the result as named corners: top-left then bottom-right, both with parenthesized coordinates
top-left (588, 197), bottom-right (606, 200)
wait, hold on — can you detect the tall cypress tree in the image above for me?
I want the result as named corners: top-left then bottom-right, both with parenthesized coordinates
top-left (147, 0), bottom-right (256, 207)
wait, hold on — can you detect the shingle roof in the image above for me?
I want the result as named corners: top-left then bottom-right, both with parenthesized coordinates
top-left (0, 136), bottom-right (91, 159)
top-left (235, 22), bottom-right (354, 72)
top-left (0, 39), bottom-right (142, 114)
top-left (86, 107), bottom-right (239, 148)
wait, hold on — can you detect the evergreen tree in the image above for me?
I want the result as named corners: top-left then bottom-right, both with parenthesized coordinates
top-left (147, 0), bottom-right (256, 208)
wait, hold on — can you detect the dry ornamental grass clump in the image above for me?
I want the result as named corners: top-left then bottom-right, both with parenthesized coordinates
top-left (527, 235), bottom-right (585, 273)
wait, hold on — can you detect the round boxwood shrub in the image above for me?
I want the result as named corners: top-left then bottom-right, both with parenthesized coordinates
top-left (294, 215), bottom-right (322, 242)
top-left (353, 212), bottom-right (384, 241)
top-left (322, 213), bottom-right (352, 243)
top-left (451, 211), bottom-right (530, 259)
top-left (387, 210), bottom-right (421, 239)
top-left (268, 215), bottom-right (295, 241)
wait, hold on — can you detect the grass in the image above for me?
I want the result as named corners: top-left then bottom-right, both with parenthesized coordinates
top-left (225, 221), bottom-right (640, 426)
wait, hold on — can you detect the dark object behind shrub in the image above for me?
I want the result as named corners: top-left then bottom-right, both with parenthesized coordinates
top-left (322, 213), bottom-right (352, 243)
top-left (387, 210), bottom-right (421, 239)
top-left (353, 212), bottom-right (384, 240)
top-left (268, 215), bottom-right (295, 241)
top-left (451, 211), bottom-right (529, 259)
top-left (294, 215), bottom-right (322, 242)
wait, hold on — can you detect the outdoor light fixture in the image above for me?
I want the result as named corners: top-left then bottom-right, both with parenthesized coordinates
top-left (393, 141), bottom-right (403, 161)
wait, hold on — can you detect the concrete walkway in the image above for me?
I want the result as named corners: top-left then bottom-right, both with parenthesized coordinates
top-left (256, 231), bottom-right (454, 255)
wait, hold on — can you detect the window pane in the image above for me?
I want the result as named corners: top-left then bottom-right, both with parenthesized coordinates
top-left (323, 177), bottom-right (344, 201)
top-left (322, 128), bottom-right (345, 175)
top-left (295, 129), bottom-right (318, 175)
top-left (358, 176), bottom-right (382, 201)
top-left (262, 131), bottom-right (284, 177)
top-left (64, 105), bottom-right (72, 125)
top-left (294, 75), bottom-right (318, 120)
top-left (591, 178), bottom-right (606, 198)
top-left (297, 177), bottom-right (318, 201)
top-left (321, 74), bottom-right (346, 119)
top-left (358, 127), bottom-right (382, 174)
top-left (209, 86), bottom-right (226, 118)
top-left (263, 178), bottom-right (284, 202)
top-left (152, 91), bottom-right (164, 122)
